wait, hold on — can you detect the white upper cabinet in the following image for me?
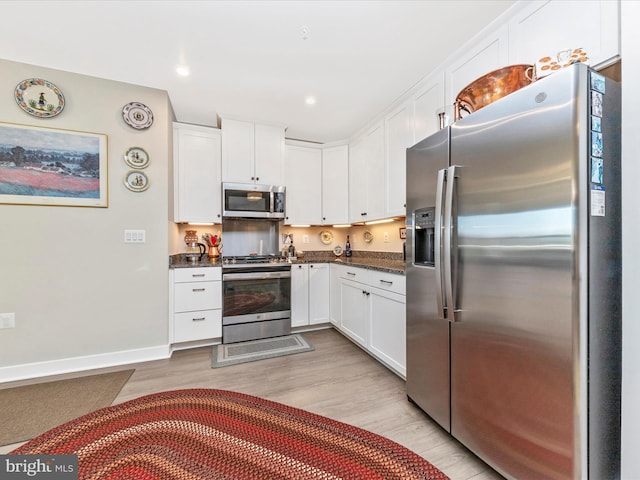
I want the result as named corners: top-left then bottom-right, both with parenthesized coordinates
top-left (172, 122), bottom-right (222, 223)
top-left (284, 143), bottom-right (322, 225)
top-left (255, 123), bottom-right (286, 185)
top-left (349, 121), bottom-right (385, 223)
top-left (221, 117), bottom-right (285, 185)
top-left (321, 145), bottom-right (349, 225)
top-left (508, 0), bottom-right (620, 69)
top-left (412, 72), bottom-right (446, 145)
top-left (445, 25), bottom-right (509, 106)
top-left (384, 101), bottom-right (413, 218)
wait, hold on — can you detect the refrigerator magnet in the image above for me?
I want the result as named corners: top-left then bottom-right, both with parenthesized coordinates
top-left (591, 185), bottom-right (605, 217)
top-left (591, 131), bottom-right (603, 157)
top-left (591, 91), bottom-right (603, 117)
top-left (590, 71), bottom-right (606, 94)
top-left (591, 116), bottom-right (602, 133)
top-left (591, 157), bottom-right (603, 184)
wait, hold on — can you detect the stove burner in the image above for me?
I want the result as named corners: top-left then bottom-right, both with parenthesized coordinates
top-left (223, 255), bottom-right (288, 265)
top-left (222, 255), bottom-right (289, 269)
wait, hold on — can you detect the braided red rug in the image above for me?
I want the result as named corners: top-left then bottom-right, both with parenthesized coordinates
top-left (12, 388), bottom-right (449, 479)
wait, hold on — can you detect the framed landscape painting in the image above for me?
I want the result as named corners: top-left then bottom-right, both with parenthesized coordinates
top-left (0, 121), bottom-right (108, 207)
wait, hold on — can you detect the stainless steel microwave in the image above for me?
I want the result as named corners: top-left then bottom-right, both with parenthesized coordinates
top-left (222, 182), bottom-right (286, 219)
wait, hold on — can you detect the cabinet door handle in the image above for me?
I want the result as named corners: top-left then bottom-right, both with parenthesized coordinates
top-left (310, 265), bottom-right (314, 268)
top-left (256, 176), bottom-right (260, 181)
top-left (379, 279), bottom-right (393, 285)
top-left (297, 265), bottom-right (303, 269)
top-left (192, 288), bottom-right (206, 292)
top-left (192, 317), bottom-right (206, 322)
top-left (192, 274), bottom-right (205, 278)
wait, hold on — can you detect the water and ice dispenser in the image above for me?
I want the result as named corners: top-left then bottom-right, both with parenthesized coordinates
top-left (413, 207), bottom-right (436, 267)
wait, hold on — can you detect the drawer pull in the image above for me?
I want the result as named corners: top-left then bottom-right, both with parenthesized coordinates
top-left (347, 272), bottom-right (356, 276)
top-left (192, 288), bottom-right (206, 292)
top-left (379, 279), bottom-right (393, 285)
top-left (192, 274), bottom-right (206, 278)
top-left (192, 317), bottom-right (206, 322)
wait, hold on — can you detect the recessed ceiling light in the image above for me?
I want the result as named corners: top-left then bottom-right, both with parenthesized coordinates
top-left (176, 65), bottom-right (190, 77)
top-left (305, 96), bottom-right (316, 106)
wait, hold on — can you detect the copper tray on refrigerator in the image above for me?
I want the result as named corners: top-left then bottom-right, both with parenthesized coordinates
top-left (454, 64), bottom-right (534, 120)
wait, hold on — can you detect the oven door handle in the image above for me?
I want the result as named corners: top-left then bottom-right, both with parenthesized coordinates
top-left (223, 271), bottom-right (291, 281)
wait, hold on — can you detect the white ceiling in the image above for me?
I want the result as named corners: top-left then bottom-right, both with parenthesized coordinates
top-left (0, 1), bottom-right (515, 144)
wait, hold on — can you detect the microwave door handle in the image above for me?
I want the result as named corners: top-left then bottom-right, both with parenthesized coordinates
top-left (443, 165), bottom-right (458, 323)
top-left (269, 192), bottom-right (274, 214)
top-left (434, 168), bottom-right (446, 321)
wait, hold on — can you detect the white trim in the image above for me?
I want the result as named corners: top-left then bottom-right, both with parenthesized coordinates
top-left (0, 345), bottom-right (171, 383)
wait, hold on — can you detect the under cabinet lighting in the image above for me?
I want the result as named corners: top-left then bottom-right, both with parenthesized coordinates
top-left (332, 224), bottom-right (351, 228)
top-left (364, 218), bottom-right (395, 225)
top-left (291, 225), bottom-right (310, 227)
top-left (188, 222), bottom-right (215, 226)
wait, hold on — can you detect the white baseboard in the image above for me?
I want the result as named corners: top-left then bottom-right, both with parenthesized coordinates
top-left (0, 344), bottom-right (171, 383)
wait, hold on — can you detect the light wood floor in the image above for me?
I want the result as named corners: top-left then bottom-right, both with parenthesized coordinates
top-left (0, 328), bottom-right (503, 479)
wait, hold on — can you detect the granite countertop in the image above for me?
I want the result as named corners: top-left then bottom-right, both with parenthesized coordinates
top-left (292, 256), bottom-right (405, 275)
top-left (170, 254), bottom-right (222, 268)
top-left (169, 252), bottom-right (405, 275)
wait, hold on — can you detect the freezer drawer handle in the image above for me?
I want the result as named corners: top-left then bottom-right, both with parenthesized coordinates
top-left (192, 274), bottom-right (206, 278)
top-left (192, 317), bottom-right (206, 322)
top-left (192, 288), bottom-right (206, 292)
top-left (379, 279), bottom-right (393, 285)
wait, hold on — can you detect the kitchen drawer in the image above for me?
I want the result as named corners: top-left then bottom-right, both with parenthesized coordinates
top-left (174, 267), bottom-right (221, 283)
top-left (368, 270), bottom-right (405, 296)
top-left (339, 266), bottom-right (367, 283)
top-left (174, 281), bottom-right (221, 312)
top-left (174, 309), bottom-right (222, 343)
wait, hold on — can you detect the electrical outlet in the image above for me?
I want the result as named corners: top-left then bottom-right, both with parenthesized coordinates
top-left (0, 312), bottom-right (16, 329)
top-left (303, 235), bottom-right (309, 244)
top-left (124, 229), bottom-right (146, 243)
top-left (384, 231), bottom-right (390, 243)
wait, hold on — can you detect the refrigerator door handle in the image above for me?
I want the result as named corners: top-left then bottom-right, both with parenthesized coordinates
top-left (443, 165), bottom-right (458, 322)
top-left (434, 168), bottom-right (446, 321)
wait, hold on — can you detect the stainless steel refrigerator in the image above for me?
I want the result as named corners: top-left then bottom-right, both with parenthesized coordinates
top-left (406, 63), bottom-right (621, 480)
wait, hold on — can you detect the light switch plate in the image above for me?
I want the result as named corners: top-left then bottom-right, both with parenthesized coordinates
top-left (124, 229), bottom-right (146, 243)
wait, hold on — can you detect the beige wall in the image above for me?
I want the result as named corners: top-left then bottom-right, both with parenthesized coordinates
top-left (0, 59), bottom-right (173, 379)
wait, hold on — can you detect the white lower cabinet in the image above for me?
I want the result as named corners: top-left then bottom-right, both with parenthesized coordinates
top-left (368, 287), bottom-right (406, 376)
top-left (171, 267), bottom-right (222, 344)
top-left (291, 263), bottom-right (330, 328)
top-left (340, 278), bottom-right (369, 347)
top-left (333, 265), bottom-right (406, 377)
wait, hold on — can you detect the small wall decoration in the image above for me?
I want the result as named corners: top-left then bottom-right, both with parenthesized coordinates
top-left (363, 231), bottom-right (374, 244)
top-left (124, 170), bottom-right (149, 192)
top-left (0, 121), bottom-right (107, 207)
top-left (399, 227), bottom-right (407, 239)
top-left (122, 102), bottom-right (153, 130)
top-left (124, 146), bottom-right (149, 169)
top-left (14, 78), bottom-right (65, 118)
top-left (319, 230), bottom-right (333, 245)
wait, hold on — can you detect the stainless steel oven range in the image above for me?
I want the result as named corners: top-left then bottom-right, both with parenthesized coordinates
top-left (222, 256), bottom-right (291, 344)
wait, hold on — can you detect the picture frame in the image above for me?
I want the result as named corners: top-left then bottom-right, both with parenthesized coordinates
top-left (0, 121), bottom-right (108, 207)
top-left (399, 227), bottom-right (407, 239)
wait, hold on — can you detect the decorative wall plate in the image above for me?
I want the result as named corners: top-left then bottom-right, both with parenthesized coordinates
top-left (363, 230), bottom-right (374, 244)
top-left (319, 230), bottom-right (333, 245)
top-left (333, 245), bottom-right (343, 257)
top-left (124, 170), bottom-right (149, 192)
top-left (122, 102), bottom-right (153, 129)
top-left (124, 146), bottom-right (149, 169)
top-left (15, 78), bottom-right (65, 118)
